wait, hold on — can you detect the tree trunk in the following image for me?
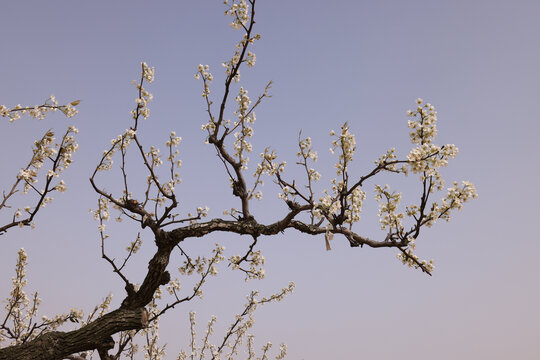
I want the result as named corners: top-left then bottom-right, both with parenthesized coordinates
top-left (0, 307), bottom-right (147, 360)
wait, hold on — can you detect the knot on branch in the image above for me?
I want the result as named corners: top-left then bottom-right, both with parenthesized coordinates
top-left (232, 180), bottom-right (244, 197)
top-left (125, 282), bottom-right (136, 297)
top-left (332, 213), bottom-right (346, 226)
top-left (97, 336), bottom-right (115, 359)
top-left (238, 215), bottom-right (256, 225)
top-left (349, 239), bottom-right (361, 247)
top-left (159, 271), bottom-right (171, 286)
top-left (346, 235), bottom-right (362, 248)
top-left (124, 198), bottom-right (140, 211)
top-left (208, 134), bottom-right (224, 147)
top-left (286, 200), bottom-right (301, 210)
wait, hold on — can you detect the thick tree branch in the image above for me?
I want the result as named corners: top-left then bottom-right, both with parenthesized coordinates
top-left (0, 308), bottom-right (148, 360)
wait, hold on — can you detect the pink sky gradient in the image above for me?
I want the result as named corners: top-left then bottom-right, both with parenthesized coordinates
top-left (1, 1), bottom-right (539, 358)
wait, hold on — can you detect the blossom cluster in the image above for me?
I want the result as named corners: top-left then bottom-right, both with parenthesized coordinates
top-left (221, 30), bottom-right (260, 84)
top-left (307, 124), bottom-right (367, 225)
top-left (1, 95), bottom-right (79, 122)
top-left (125, 233), bottom-right (142, 254)
top-left (256, 149), bottom-right (286, 177)
top-left (179, 245), bottom-right (225, 279)
top-left (406, 99), bottom-right (459, 186)
top-left (329, 123), bottom-right (356, 176)
top-left (194, 64), bottom-right (213, 98)
top-left (313, 192), bottom-right (341, 220)
top-left (246, 148), bottom-right (285, 204)
top-left (142, 62), bottom-right (155, 83)
top-left (233, 87), bottom-right (255, 168)
top-left (2, 126), bottom-right (78, 231)
top-left (297, 137), bottom-right (321, 183)
top-left (17, 131), bottom-right (54, 189)
top-left (0, 249), bottom-right (84, 346)
top-left (374, 147), bottom-right (408, 174)
top-left (436, 180), bottom-right (478, 223)
top-left (224, 0), bottom-right (250, 29)
top-left (91, 196), bottom-right (110, 232)
top-left (374, 184), bottom-right (404, 232)
top-left (277, 185), bottom-right (293, 202)
top-left (130, 62), bottom-right (154, 120)
top-left (407, 143), bottom-right (457, 177)
top-left (165, 278), bottom-right (181, 296)
top-left (408, 98), bottom-right (437, 144)
top-left (344, 187), bottom-right (367, 225)
top-left (229, 248), bottom-right (266, 281)
top-left (1, 248), bottom-right (32, 345)
top-left (397, 247), bottom-right (435, 273)
top-left (146, 146), bottom-right (163, 168)
top-left (157, 131), bottom-right (184, 196)
top-left (312, 185), bottom-right (366, 227)
top-left (96, 128), bottom-right (137, 172)
top-left (80, 294), bottom-right (113, 327)
top-left (142, 288), bottom-right (167, 360)
top-left (176, 283), bottom-right (293, 360)
top-left (402, 101), bottom-right (477, 225)
top-left (56, 126), bottom-right (79, 174)
top-left (17, 126), bottom-right (79, 194)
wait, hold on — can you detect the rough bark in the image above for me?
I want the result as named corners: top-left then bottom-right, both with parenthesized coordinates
top-left (0, 307), bottom-right (147, 360)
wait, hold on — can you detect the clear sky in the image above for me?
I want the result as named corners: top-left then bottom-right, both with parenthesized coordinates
top-left (1, 0), bottom-right (539, 359)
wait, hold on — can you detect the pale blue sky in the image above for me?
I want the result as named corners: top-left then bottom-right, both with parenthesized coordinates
top-left (1, 0), bottom-right (539, 359)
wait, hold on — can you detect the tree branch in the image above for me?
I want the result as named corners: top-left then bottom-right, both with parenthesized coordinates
top-left (0, 308), bottom-right (148, 360)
